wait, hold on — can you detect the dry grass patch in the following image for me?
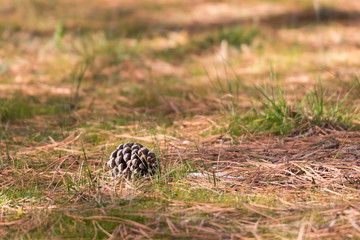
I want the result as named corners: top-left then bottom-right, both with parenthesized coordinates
top-left (2, 0), bottom-right (360, 239)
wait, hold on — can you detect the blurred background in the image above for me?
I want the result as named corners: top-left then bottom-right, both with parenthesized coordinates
top-left (0, 0), bottom-right (359, 140)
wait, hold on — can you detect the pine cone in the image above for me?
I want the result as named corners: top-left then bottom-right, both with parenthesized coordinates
top-left (106, 142), bottom-right (160, 177)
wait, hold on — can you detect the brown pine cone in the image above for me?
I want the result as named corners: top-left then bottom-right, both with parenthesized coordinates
top-left (107, 142), bottom-right (160, 177)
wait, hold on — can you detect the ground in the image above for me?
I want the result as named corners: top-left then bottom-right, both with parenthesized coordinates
top-left (1, 0), bottom-right (360, 239)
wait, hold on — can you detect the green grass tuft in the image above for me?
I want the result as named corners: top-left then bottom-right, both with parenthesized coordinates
top-left (229, 70), bottom-right (360, 136)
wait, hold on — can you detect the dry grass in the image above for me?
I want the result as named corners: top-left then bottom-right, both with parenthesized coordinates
top-left (2, 129), bottom-right (360, 239)
top-left (1, 0), bottom-right (360, 239)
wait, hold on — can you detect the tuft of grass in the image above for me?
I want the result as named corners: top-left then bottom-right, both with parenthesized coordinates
top-left (353, 75), bottom-right (360, 96)
top-left (301, 80), bottom-right (354, 127)
top-left (208, 69), bottom-right (245, 116)
top-left (229, 70), bottom-right (359, 136)
top-left (53, 21), bottom-right (65, 48)
top-left (252, 70), bottom-right (299, 134)
top-left (229, 67), bottom-right (299, 135)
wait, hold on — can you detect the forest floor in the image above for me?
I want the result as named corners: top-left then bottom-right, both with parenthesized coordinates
top-left (1, 0), bottom-right (360, 239)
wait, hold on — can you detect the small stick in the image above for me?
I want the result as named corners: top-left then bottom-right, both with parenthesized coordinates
top-left (212, 169), bottom-right (216, 187)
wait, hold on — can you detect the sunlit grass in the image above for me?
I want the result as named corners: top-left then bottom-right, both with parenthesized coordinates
top-left (228, 69), bottom-right (360, 136)
top-left (1, 0), bottom-right (360, 238)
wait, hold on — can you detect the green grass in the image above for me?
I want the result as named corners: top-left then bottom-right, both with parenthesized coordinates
top-left (0, 93), bottom-right (71, 122)
top-left (1, 183), bottom-right (46, 206)
top-left (229, 70), bottom-right (360, 136)
top-left (302, 81), bottom-right (354, 127)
